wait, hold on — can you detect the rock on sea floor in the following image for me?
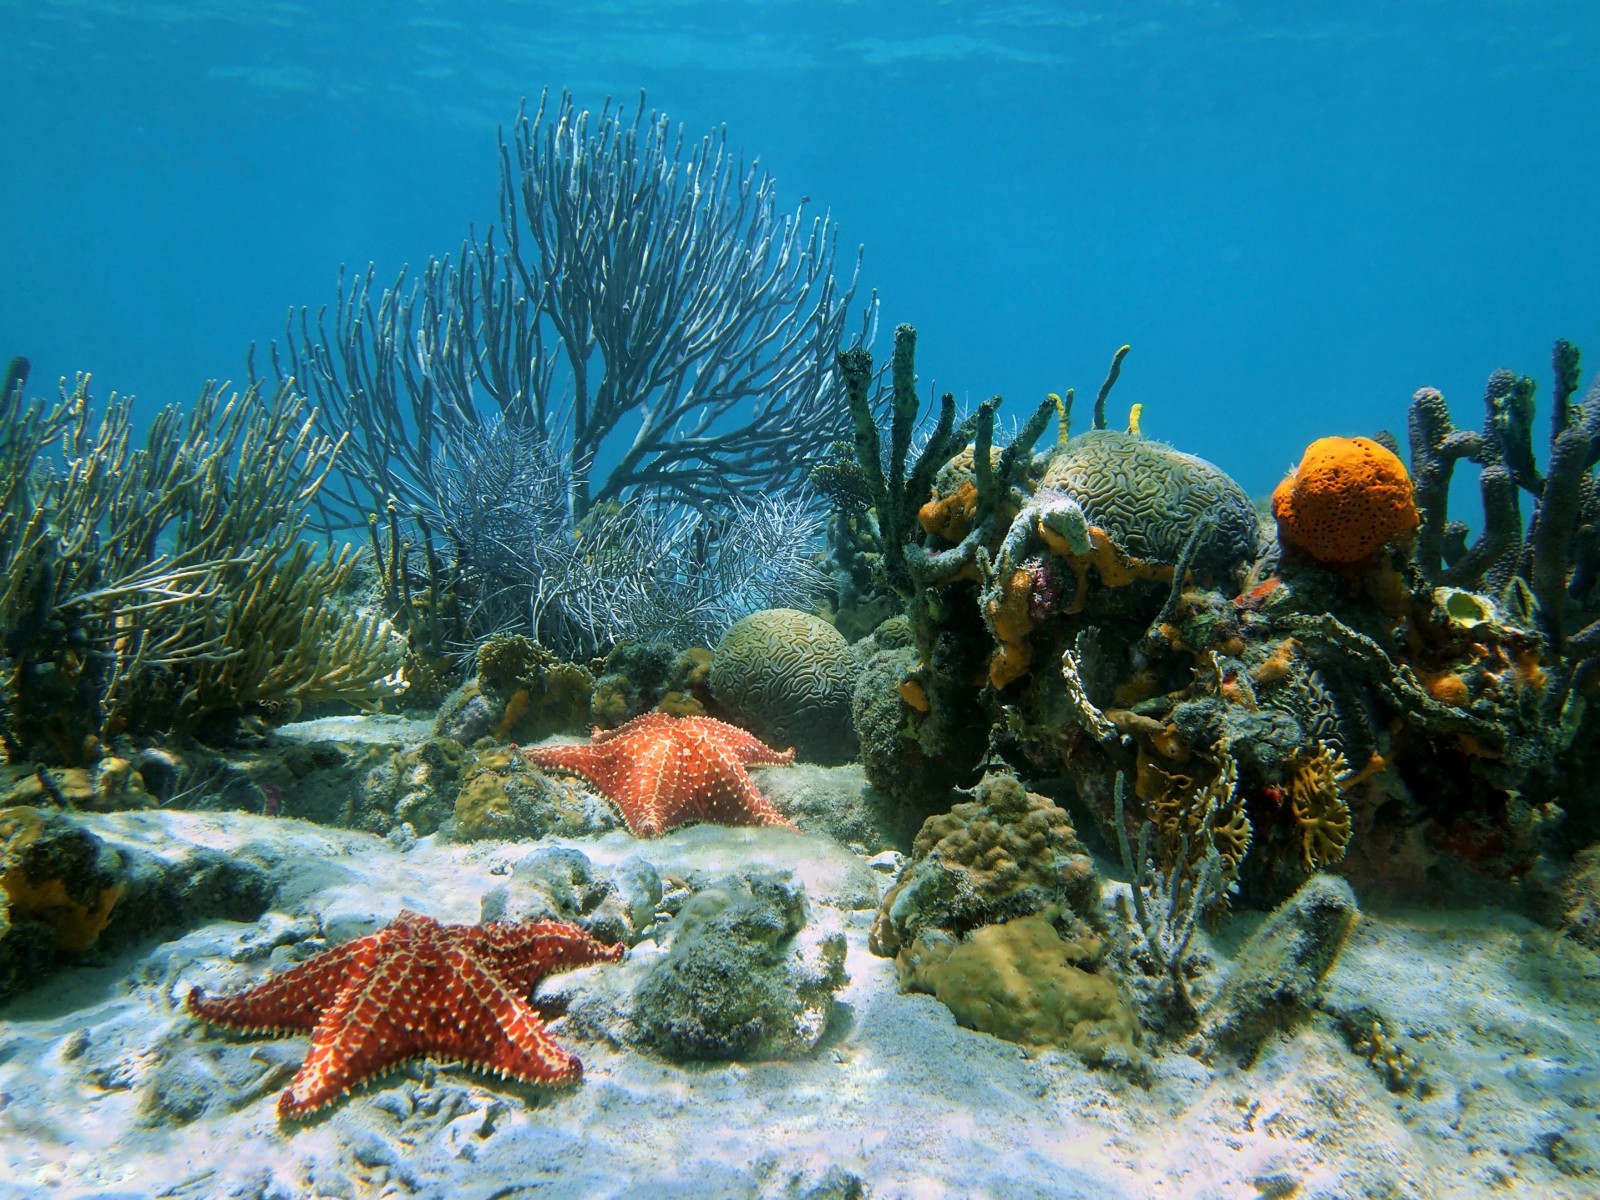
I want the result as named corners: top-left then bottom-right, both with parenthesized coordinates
top-left (2, 805), bottom-right (1599, 1199)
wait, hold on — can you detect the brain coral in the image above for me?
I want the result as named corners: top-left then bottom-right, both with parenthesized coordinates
top-left (1038, 430), bottom-right (1261, 582)
top-left (869, 772), bottom-right (1099, 958)
top-left (1271, 436), bottom-right (1419, 564)
top-left (710, 608), bottom-right (858, 765)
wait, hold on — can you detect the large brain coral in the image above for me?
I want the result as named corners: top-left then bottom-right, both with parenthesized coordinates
top-left (1271, 436), bottom-right (1419, 564)
top-left (709, 608), bottom-right (858, 764)
top-left (1038, 430), bottom-right (1261, 583)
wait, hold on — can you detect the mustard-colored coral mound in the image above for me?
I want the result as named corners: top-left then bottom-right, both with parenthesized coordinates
top-left (1, 806), bottom-right (124, 953)
top-left (869, 773), bottom-right (1098, 957)
top-left (1272, 436), bottom-right (1419, 564)
top-left (903, 913), bottom-right (1138, 1060)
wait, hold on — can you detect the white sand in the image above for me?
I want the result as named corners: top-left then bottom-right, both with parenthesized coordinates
top-left (1, 803), bottom-right (1597, 1200)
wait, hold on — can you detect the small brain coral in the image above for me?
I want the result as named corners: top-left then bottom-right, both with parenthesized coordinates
top-left (710, 608), bottom-right (858, 764)
top-left (1037, 430), bottom-right (1262, 582)
top-left (1271, 436), bottom-right (1419, 564)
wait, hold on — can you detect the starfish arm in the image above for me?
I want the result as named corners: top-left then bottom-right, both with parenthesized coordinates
top-left (275, 934), bottom-right (437, 1117)
top-left (441, 943), bottom-right (591, 1085)
top-left (187, 935), bottom-right (381, 1034)
top-left (477, 921), bottom-right (626, 995)
top-left (702, 763), bottom-right (799, 831)
top-left (697, 715), bottom-right (798, 763)
top-left (588, 712), bottom-right (671, 744)
top-left (626, 735), bottom-right (678, 837)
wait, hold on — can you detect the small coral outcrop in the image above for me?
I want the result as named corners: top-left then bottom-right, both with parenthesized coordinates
top-left (850, 645), bottom-right (963, 819)
top-left (1558, 844), bottom-right (1600, 949)
top-left (709, 608), bottom-right (858, 764)
top-left (870, 773), bottom-right (1099, 959)
top-left (2, 806), bottom-right (276, 1004)
top-left (1203, 872), bottom-right (1359, 1062)
top-left (631, 870), bottom-right (847, 1061)
top-left (900, 911), bottom-right (1138, 1062)
top-left (1272, 436), bottom-right (1420, 565)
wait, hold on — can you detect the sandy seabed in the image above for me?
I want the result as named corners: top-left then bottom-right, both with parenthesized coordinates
top-left (2, 752), bottom-right (1598, 1200)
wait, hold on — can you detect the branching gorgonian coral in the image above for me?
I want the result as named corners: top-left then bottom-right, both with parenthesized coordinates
top-left (270, 89), bottom-right (867, 659)
top-left (0, 374), bottom-right (406, 763)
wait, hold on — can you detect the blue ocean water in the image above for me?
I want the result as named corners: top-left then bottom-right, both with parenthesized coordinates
top-left (2, 0), bottom-right (1597, 501)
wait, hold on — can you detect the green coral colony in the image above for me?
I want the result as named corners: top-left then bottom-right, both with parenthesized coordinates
top-left (5, 93), bottom-right (1600, 1120)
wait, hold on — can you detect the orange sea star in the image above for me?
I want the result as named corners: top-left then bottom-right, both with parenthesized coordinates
top-left (518, 711), bottom-right (797, 837)
top-left (187, 909), bottom-right (624, 1118)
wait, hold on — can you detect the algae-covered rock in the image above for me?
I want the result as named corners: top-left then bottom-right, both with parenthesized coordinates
top-left (870, 772), bottom-right (1100, 958)
top-left (711, 608), bottom-right (858, 764)
top-left (1204, 872), bottom-right (1359, 1061)
top-left (481, 846), bottom-right (662, 946)
top-left (1, 807), bottom-right (277, 1005)
top-left (0, 759), bottom-right (155, 813)
top-left (632, 870), bottom-right (847, 1061)
top-left (850, 646), bottom-right (958, 816)
top-left (754, 761), bottom-right (922, 857)
top-left (354, 737), bottom-right (469, 836)
top-left (1559, 843), bottom-right (1600, 949)
top-left (1, 806), bottom-right (127, 965)
top-left (901, 912), bottom-right (1138, 1062)
top-left (451, 746), bottom-right (621, 841)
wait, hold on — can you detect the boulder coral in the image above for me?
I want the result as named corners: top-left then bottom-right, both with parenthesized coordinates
top-left (870, 773), bottom-right (1100, 959)
top-left (1272, 436), bottom-right (1420, 565)
top-left (1035, 430), bottom-right (1262, 586)
top-left (631, 870), bottom-right (847, 1061)
top-left (900, 911), bottom-right (1138, 1062)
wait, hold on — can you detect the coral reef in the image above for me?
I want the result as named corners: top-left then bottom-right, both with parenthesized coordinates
top-left (481, 846), bottom-right (664, 948)
top-left (631, 870), bottom-right (847, 1061)
top-left (353, 737), bottom-right (469, 837)
top-left (452, 745), bottom-right (620, 841)
top-left (710, 608), bottom-right (858, 764)
top-left (1335, 1008), bottom-right (1423, 1094)
top-left (755, 760), bottom-right (924, 855)
top-left (1, 806), bottom-right (276, 1004)
top-left (1037, 429), bottom-right (1261, 585)
top-left (870, 773), bottom-right (1100, 959)
top-left (1558, 843), bottom-right (1600, 949)
top-left (899, 910), bottom-right (1138, 1063)
top-left (274, 90), bottom-right (863, 660)
top-left (472, 633), bottom-right (595, 741)
top-left (829, 324), bottom-right (996, 599)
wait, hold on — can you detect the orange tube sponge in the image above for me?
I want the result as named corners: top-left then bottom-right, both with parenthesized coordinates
top-left (1272, 436), bottom-right (1419, 564)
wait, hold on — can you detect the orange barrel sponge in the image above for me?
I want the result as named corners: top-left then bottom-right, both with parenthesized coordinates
top-left (1272, 436), bottom-right (1419, 564)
